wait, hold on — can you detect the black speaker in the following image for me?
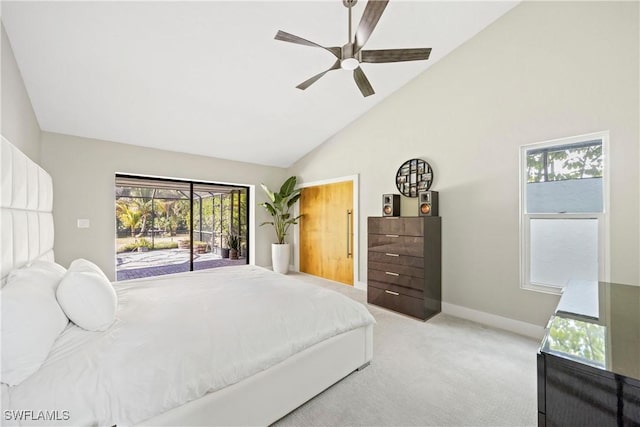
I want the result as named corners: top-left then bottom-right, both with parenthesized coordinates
top-left (418, 191), bottom-right (438, 216)
top-left (382, 194), bottom-right (400, 217)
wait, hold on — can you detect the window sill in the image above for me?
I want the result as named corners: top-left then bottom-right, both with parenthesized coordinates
top-left (521, 282), bottom-right (563, 296)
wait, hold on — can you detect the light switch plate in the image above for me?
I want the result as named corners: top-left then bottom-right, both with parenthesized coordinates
top-left (77, 219), bottom-right (90, 228)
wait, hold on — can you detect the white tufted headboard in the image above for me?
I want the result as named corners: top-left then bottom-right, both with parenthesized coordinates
top-left (0, 136), bottom-right (55, 286)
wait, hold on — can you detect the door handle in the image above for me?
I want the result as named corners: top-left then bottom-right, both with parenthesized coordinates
top-left (346, 209), bottom-right (353, 258)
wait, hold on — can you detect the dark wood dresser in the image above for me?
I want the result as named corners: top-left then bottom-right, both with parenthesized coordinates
top-left (537, 280), bottom-right (640, 426)
top-left (367, 216), bottom-right (441, 320)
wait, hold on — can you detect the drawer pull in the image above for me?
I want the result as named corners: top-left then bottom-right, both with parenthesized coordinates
top-left (385, 271), bottom-right (399, 276)
top-left (385, 253), bottom-right (400, 257)
top-left (385, 290), bottom-right (400, 296)
top-left (385, 234), bottom-right (399, 238)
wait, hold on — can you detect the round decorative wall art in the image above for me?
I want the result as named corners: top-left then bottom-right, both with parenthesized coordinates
top-left (395, 158), bottom-right (433, 198)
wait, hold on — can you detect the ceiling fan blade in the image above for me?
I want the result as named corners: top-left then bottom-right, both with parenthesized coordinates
top-left (353, 67), bottom-right (375, 97)
top-left (275, 30), bottom-right (341, 59)
top-left (361, 48), bottom-right (432, 63)
top-left (296, 60), bottom-right (342, 90)
top-left (354, 0), bottom-right (390, 53)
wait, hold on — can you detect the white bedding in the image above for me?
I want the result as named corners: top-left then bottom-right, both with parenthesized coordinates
top-left (1, 266), bottom-right (374, 426)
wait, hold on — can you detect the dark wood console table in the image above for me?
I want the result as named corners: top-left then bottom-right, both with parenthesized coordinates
top-left (537, 280), bottom-right (640, 426)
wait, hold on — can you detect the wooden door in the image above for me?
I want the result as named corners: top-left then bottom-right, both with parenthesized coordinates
top-left (299, 181), bottom-right (354, 285)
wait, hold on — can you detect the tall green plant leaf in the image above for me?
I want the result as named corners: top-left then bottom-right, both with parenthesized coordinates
top-left (259, 176), bottom-right (303, 244)
top-left (260, 184), bottom-right (276, 203)
top-left (260, 202), bottom-right (276, 216)
top-left (279, 176), bottom-right (297, 196)
top-left (287, 192), bottom-right (301, 208)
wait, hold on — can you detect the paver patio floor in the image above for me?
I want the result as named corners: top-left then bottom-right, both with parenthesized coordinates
top-left (116, 249), bottom-right (246, 281)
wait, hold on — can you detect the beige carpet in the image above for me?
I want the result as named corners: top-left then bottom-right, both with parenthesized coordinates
top-left (273, 273), bottom-right (539, 427)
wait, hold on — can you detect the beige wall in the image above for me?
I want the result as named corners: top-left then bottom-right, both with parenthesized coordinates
top-left (40, 132), bottom-right (287, 280)
top-left (1, 23), bottom-right (41, 161)
top-left (289, 1), bottom-right (640, 327)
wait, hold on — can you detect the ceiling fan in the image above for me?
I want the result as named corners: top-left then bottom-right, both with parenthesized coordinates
top-left (275, 0), bottom-right (431, 97)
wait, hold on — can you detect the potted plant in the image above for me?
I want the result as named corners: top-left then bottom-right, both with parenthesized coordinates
top-left (221, 246), bottom-right (230, 259)
top-left (177, 239), bottom-right (207, 253)
top-left (228, 233), bottom-right (240, 260)
top-left (194, 241), bottom-right (207, 254)
top-left (259, 176), bottom-right (302, 274)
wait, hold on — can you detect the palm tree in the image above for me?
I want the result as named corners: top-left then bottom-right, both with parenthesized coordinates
top-left (116, 201), bottom-right (142, 237)
top-left (162, 199), bottom-right (188, 236)
top-left (130, 189), bottom-right (155, 237)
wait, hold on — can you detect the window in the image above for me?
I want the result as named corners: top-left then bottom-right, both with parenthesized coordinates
top-left (520, 132), bottom-right (609, 294)
top-left (115, 175), bottom-right (249, 281)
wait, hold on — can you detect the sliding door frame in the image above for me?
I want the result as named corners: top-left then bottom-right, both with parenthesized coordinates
top-left (115, 173), bottom-right (251, 275)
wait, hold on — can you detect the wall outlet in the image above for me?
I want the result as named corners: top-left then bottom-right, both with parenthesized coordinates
top-left (77, 219), bottom-right (90, 229)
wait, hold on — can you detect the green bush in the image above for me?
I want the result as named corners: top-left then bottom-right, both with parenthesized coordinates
top-left (117, 242), bottom-right (139, 253)
top-left (153, 241), bottom-right (178, 250)
top-left (116, 238), bottom-right (179, 253)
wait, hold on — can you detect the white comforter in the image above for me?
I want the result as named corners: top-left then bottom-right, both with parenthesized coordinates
top-left (2, 266), bottom-right (374, 426)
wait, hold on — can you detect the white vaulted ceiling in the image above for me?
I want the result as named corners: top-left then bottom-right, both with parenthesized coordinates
top-left (1, 1), bottom-right (518, 167)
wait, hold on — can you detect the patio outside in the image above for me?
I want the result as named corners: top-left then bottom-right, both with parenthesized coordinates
top-left (115, 176), bottom-right (248, 281)
top-left (116, 246), bottom-right (245, 281)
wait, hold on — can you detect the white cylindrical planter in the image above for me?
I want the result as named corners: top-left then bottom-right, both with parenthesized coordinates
top-left (272, 243), bottom-right (290, 274)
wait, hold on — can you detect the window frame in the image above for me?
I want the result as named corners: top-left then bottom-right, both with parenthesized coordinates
top-left (519, 131), bottom-right (610, 294)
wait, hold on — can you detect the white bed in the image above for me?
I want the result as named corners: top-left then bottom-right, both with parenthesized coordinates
top-left (0, 137), bottom-right (374, 426)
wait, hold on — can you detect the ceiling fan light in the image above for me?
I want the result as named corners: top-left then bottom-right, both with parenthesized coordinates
top-left (340, 57), bottom-right (359, 70)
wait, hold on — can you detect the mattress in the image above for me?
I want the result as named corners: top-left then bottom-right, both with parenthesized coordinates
top-left (1, 266), bottom-right (374, 426)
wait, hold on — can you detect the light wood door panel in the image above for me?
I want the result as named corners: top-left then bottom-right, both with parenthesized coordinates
top-left (299, 181), bottom-right (353, 285)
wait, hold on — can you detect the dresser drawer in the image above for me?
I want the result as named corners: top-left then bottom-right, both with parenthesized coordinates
top-left (368, 251), bottom-right (424, 269)
top-left (368, 260), bottom-right (424, 279)
top-left (368, 217), bottom-right (424, 237)
top-left (368, 280), bottom-right (423, 300)
top-left (368, 269), bottom-right (424, 291)
top-left (368, 234), bottom-right (424, 257)
top-left (368, 285), bottom-right (425, 319)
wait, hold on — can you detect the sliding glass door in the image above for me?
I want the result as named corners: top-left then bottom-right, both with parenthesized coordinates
top-left (115, 175), bottom-right (249, 281)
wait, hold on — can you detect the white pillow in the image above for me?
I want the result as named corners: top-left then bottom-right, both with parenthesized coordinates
top-left (56, 259), bottom-right (117, 332)
top-left (1, 261), bottom-right (69, 386)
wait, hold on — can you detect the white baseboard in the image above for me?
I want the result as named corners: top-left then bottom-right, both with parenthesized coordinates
top-left (441, 302), bottom-right (545, 340)
top-left (354, 281), bottom-right (367, 291)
